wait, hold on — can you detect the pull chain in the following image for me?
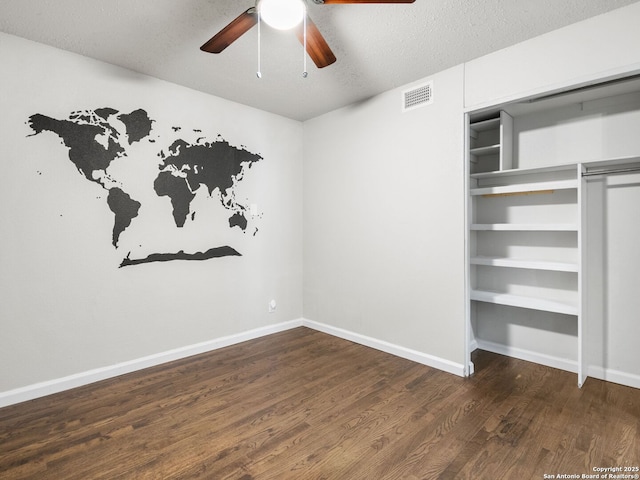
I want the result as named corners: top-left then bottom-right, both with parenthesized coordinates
top-left (302, 13), bottom-right (308, 78)
top-left (257, 8), bottom-right (262, 78)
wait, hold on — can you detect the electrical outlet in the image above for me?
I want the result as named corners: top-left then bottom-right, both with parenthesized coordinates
top-left (268, 300), bottom-right (277, 313)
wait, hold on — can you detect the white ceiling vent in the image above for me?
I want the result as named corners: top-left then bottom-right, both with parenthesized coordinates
top-left (402, 81), bottom-right (433, 112)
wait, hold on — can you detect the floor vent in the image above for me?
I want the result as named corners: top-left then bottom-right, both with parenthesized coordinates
top-left (403, 81), bottom-right (433, 112)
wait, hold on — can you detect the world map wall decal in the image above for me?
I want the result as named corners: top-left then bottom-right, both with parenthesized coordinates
top-left (27, 108), bottom-right (263, 267)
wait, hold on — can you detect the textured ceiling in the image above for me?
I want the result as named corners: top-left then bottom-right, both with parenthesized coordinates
top-left (1, 0), bottom-right (638, 121)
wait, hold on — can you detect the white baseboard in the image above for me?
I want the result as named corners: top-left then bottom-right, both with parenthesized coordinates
top-left (0, 319), bottom-right (304, 409)
top-left (7, 321), bottom-right (636, 409)
top-left (302, 319), bottom-right (466, 377)
top-left (475, 339), bottom-right (578, 374)
top-left (475, 339), bottom-right (640, 390)
top-left (588, 365), bottom-right (640, 390)
top-left (0, 318), bottom-right (464, 408)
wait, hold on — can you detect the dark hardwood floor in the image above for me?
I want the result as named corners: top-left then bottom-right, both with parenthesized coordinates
top-left (1, 327), bottom-right (638, 479)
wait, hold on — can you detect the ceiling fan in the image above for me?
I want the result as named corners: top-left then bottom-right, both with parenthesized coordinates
top-left (200, 0), bottom-right (416, 69)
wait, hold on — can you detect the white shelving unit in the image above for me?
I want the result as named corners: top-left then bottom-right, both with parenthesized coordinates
top-left (466, 112), bottom-right (587, 386)
top-left (464, 75), bottom-right (640, 391)
top-left (469, 111), bottom-right (513, 174)
top-left (466, 149), bottom-right (640, 388)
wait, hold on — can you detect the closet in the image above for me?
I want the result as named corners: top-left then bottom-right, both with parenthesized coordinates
top-left (465, 76), bottom-right (640, 388)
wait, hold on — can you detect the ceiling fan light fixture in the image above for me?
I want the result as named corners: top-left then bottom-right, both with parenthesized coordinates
top-left (259, 0), bottom-right (306, 30)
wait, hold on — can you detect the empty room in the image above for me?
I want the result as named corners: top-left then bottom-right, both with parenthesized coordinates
top-left (1, 1), bottom-right (639, 478)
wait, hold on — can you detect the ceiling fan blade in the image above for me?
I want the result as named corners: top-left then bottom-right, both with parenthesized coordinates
top-left (296, 15), bottom-right (337, 69)
top-left (317, 0), bottom-right (415, 3)
top-left (200, 8), bottom-right (258, 53)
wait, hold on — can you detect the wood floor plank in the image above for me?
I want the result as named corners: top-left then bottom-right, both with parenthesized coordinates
top-left (1, 328), bottom-right (639, 479)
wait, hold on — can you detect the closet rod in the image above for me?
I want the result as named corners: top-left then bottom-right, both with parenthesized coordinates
top-left (582, 165), bottom-right (640, 177)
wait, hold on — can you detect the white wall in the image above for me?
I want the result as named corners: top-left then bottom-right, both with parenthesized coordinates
top-left (0, 33), bottom-right (303, 394)
top-left (303, 66), bottom-right (467, 371)
top-left (465, 2), bottom-right (640, 111)
top-left (587, 171), bottom-right (640, 383)
top-left (513, 92), bottom-right (640, 169)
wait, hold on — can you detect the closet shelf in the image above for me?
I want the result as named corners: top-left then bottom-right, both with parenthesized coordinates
top-left (470, 117), bottom-right (500, 133)
top-left (470, 144), bottom-right (501, 156)
top-left (470, 256), bottom-right (578, 272)
top-left (470, 163), bottom-right (577, 179)
top-left (470, 223), bottom-right (578, 231)
top-left (470, 179), bottom-right (577, 196)
top-left (470, 289), bottom-right (578, 316)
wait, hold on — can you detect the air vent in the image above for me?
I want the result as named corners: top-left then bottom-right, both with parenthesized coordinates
top-left (402, 81), bottom-right (433, 112)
